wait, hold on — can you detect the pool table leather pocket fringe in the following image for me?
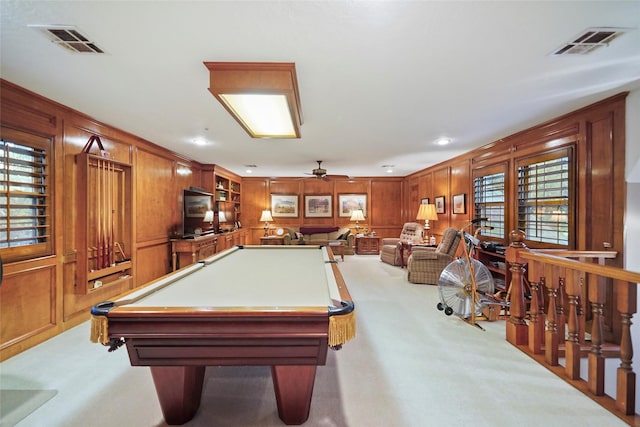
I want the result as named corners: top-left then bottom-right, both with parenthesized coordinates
top-left (90, 315), bottom-right (109, 345)
top-left (329, 309), bottom-right (356, 348)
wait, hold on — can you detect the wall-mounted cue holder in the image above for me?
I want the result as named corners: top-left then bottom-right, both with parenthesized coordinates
top-left (75, 136), bottom-right (133, 294)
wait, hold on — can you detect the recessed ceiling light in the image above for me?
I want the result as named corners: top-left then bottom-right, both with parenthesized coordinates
top-left (381, 164), bottom-right (394, 173)
top-left (435, 137), bottom-right (451, 146)
top-left (193, 137), bottom-right (208, 146)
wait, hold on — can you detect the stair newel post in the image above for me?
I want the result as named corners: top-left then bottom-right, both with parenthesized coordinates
top-left (616, 279), bottom-right (637, 415)
top-left (506, 230), bottom-right (528, 346)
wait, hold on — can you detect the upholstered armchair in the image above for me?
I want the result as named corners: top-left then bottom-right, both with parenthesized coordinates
top-left (380, 222), bottom-right (424, 266)
top-left (407, 227), bottom-right (461, 285)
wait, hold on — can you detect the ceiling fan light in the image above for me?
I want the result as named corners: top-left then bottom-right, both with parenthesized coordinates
top-left (219, 93), bottom-right (296, 137)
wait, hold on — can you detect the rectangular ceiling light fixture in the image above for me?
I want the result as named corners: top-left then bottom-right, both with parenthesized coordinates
top-left (204, 62), bottom-right (303, 138)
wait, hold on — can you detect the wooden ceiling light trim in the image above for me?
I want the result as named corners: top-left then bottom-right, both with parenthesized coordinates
top-left (203, 62), bottom-right (303, 138)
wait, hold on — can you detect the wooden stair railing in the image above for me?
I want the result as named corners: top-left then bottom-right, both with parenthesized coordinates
top-left (505, 230), bottom-right (640, 425)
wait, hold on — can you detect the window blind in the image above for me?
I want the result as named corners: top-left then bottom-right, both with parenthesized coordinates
top-left (474, 170), bottom-right (505, 239)
top-left (517, 153), bottom-right (570, 246)
top-left (0, 132), bottom-right (51, 257)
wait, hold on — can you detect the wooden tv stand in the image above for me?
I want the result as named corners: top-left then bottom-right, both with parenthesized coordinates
top-left (171, 233), bottom-right (218, 271)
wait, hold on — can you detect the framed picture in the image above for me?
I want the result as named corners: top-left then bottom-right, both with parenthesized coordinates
top-left (434, 196), bottom-right (445, 214)
top-left (338, 194), bottom-right (367, 217)
top-left (453, 193), bottom-right (466, 214)
top-left (184, 195), bottom-right (211, 218)
top-left (271, 194), bottom-right (299, 217)
top-left (304, 194), bottom-right (332, 218)
top-left (421, 198), bottom-right (430, 204)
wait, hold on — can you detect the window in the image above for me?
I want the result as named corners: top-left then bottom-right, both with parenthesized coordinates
top-left (517, 149), bottom-right (572, 247)
top-left (0, 127), bottom-right (52, 261)
top-left (474, 165), bottom-right (506, 239)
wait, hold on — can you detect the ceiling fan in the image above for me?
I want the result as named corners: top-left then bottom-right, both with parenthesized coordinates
top-left (305, 161), bottom-right (348, 180)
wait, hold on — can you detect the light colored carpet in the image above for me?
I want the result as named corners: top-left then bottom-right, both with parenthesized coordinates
top-left (0, 255), bottom-right (626, 426)
top-left (0, 390), bottom-right (57, 427)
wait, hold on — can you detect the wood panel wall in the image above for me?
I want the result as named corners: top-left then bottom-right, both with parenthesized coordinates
top-left (0, 80), bottom-right (207, 360)
top-left (0, 79), bottom-right (628, 360)
top-left (241, 177), bottom-right (403, 240)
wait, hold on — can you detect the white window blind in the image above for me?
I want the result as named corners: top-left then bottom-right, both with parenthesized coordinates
top-left (474, 167), bottom-right (505, 239)
top-left (0, 129), bottom-right (51, 259)
top-left (517, 151), bottom-right (571, 246)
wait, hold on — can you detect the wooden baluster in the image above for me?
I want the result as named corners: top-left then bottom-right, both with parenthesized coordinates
top-left (588, 273), bottom-right (606, 396)
top-left (616, 279), bottom-right (637, 415)
top-left (565, 269), bottom-right (581, 380)
top-left (556, 275), bottom-right (567, 347)
top-left (545, 264), bottom-right (559, 366)
top-left (506, 230), bottom-right (528, 346)
top-left (577, 272), bottom-right (586, 345)
top-left (528, 260), bottom-right (543, 354)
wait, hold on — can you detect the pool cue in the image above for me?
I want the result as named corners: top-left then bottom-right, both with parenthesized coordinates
top-left (102, 158), bottom-right (108, 268)
top-left (106, 160), bottom-right (111, 267)
top-left (96, 158), bottom-right (102, 270)
top-left (109, 161), bottom-right (115, 266)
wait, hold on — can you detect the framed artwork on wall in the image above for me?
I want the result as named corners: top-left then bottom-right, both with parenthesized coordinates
top-left (338, 193), bottom-right (367, 217)
top-left (453, 193), bottom-right (466, 214)
top-left (421, 198), bottom-right (430, 204)
top-left (434, 196), bottom-right (446, 214)
top-left (304, 194), bottom-right (332, 218)
top-left (270, 194), bottom-right (299, 217)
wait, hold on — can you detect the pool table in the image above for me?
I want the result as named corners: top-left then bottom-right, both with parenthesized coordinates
top-left (90, 245), bottom-right (355, 425)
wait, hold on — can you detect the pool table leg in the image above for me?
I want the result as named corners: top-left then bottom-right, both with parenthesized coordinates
top-left (271, 365), bottom-right (317, 425)
top-left (150, 366), bottom-right (206, 425)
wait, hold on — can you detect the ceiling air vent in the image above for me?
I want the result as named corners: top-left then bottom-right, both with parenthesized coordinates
top-left (30, 25), bottom-right (104, 54)
top-left (551, 27), bottom-right (630, 56)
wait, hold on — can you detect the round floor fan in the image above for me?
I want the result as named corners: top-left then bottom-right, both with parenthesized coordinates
top-left (436, 258), bottom-right (494, 318)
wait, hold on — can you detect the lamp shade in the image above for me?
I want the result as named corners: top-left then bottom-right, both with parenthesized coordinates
top-left (218, 211), bottom-right (227, 223)
top-left (260, 210), bottom-right (274, 222)
top-left (350, 209), bottom-right (365, 222)
top-left (203, 210), bottom-right (214, 222)
top-left (416, 204), bottom-right (438, 221)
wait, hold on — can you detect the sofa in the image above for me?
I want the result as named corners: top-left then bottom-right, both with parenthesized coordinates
top-left (283, 226), bottom-right (356, 255)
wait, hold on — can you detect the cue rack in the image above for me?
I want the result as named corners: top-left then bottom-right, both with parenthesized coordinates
top-left (75, 135), bottom-right (133, 294)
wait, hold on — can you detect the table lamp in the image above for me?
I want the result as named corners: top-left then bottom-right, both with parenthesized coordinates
top-left (416, 203), bottom-right (438, 242)
top-left (260, 210), bottom-right (273, 237)
top-left (217, 210), bottom-right (227, 232)
top-left (203, 210), bottom-right (214, 233)
top-left (350, 209), bottom-right (365, 234)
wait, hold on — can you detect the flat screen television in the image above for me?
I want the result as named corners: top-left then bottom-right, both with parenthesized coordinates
top-left (181, 188), bottom-right (215, 238)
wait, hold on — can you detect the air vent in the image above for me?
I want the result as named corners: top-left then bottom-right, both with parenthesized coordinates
top-left (551, 27), bottom-right (630, 56)
top-left (30, 25), bottom-right (104, 54)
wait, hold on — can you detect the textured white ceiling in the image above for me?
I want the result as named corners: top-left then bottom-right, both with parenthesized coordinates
top-left (1, 1), bottom-right (639, 178)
